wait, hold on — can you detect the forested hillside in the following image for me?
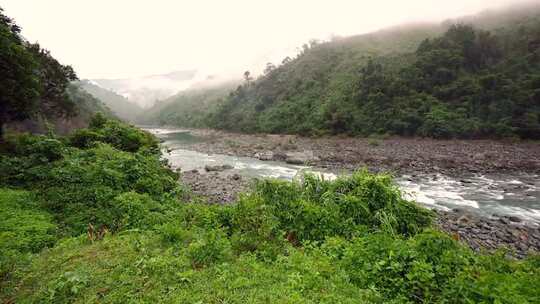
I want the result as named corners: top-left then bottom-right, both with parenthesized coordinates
top-left (0, 8), bottom-right (111, 137)
top-left (79, 80), bottom-right (143, 122)
top-left (138, 81), bottom-right (238, 127)
top-left (211, 5), bottom-right (540, 138)
top-left (149, 4), bottom-right (540, 139)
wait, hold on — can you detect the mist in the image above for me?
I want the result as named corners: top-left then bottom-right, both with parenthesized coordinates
top-left (2, 0), bottom-right (531, 81)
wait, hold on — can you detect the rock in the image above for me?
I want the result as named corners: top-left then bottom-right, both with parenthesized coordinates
top-left (473, 153), bottom-right (486, 161)
top-left (204, 164), bottom-right (234, 172)
top-left (231, 173), bottom-right (241, 181)
top-left (457, 215), bottom-right (471, 227)
top-left (508, 216), bottom-right (522, 223)
top-left (499, 217), bottom-right (511, 225)
top-left (285, 150), bottom-right (320, 165)
top-left (254, 151), bottom-right (274, 161)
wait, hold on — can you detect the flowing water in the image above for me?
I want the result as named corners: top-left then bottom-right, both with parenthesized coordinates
top-left (145, 127), bottom-right (540, 224)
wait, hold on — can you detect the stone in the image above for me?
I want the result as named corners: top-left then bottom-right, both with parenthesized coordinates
top-left (254, 151), bottom-right (274, 161)
top-left (508, 216), bottom-right (522, 223)
top-left (499, 217), bottom-right (511, 225)
top-left (231, 173), bottom-right (241, 181)
top-left (204, 164), bottom-right (234, 172)
top-left (457, 215), bottom-right (471, 227)
top-left (285, 150), bottom-right (320, 165)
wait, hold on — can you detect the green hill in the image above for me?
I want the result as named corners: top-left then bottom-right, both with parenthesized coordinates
top-left (148, 4), bottom-right (540, 139)
top-left (138, 80), bottom-right (239, 127)
top-left (79, 80), bottom-right (142, 122)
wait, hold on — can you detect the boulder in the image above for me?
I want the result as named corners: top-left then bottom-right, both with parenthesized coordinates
top-left (254, 151), bottom-right (274, 161)
top-left (285, 150), bottom-right (319, 165)
top-left (204, 164), bottom-right (234, 172)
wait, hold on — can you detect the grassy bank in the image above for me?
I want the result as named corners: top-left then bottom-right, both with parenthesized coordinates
top-left (1, 116), bottom-right (539, 303)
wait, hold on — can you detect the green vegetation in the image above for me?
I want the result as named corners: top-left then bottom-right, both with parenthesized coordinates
top-left (1, 116), bottom-right (539, 303)
top-left (79, 80), bottom-right (143, 122)
top-left (208, 6), bottom-right (540, 138)
top-left (1, 5), bottom-right (539, 303)
top-left (0, 7), bottom-right (112, 138)
top-left (138, 81), bottom-right (239, 127)
top-left (144, 5), bottom-right (540, 139)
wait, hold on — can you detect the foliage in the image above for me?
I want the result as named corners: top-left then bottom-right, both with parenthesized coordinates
top-left (0, 7), bottom-right (78, 139)
top-left (143, 5), bottom-right (540, 139)
top-left (69, 113), bottom-right (159, 152)
top-left (78, 80), bottom-right (143, 122)
top-left (1, 116), bottom-right (179, 236)
top-left (1, 122), bottom-right (538, 302)
top-left (137, 81), bottom-right (239, 127)
top-left (0, 189), bottom-right (56, 280)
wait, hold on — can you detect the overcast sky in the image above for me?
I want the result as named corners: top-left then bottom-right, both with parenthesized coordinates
top-left (1, 0), bottom-right (529, 79)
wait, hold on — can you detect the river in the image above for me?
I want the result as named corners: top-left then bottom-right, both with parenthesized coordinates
top-left (145, 127), bottom-right (540, 225)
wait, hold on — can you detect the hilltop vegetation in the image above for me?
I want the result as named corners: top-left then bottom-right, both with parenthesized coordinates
top-left (1, 116), bottom-right (540, 303)
top-left (144, 4), bottom-right (540, 139)
top-left (208, 5), bottom-right (540, 138)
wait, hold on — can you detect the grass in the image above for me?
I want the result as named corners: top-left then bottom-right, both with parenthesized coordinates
top-left (1, 117), bottom-right (539, 303)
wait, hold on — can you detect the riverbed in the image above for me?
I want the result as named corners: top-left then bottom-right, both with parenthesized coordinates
top-left (145, 127), bottom-right (540, 225)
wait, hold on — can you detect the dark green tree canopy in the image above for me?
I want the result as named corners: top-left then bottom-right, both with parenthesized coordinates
top-left (0, 7), bottom-right (78, 139)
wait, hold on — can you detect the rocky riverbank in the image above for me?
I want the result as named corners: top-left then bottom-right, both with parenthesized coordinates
top-left (181, 169), bottom-right (250, 204)
top-left (157, 128), bottom-right (540, 258)
top-left (178, 165), bottom-right (540, 259)
top-left (183, 129), bottom-right (540, 176)
top-left (436, 210), bottom-right (540, 258)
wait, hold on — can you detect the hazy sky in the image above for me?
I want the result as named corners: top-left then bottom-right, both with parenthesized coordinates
top-left (2, 0), bottom-right (529, 79)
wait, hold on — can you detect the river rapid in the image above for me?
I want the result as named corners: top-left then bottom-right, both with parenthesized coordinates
top-left (145, 127), bottom-right (540, 225)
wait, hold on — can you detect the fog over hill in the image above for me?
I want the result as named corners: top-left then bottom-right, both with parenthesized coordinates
top-left (90, 70), bottom-right (199, 108)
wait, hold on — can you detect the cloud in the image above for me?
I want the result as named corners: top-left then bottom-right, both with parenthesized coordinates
top-left (1, 0), bottom-right (527, 79)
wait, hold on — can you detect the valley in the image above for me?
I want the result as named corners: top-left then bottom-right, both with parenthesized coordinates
top-left (2, 2), bottom-right (540, 303)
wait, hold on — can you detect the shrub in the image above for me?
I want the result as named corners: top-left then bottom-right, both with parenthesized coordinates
top-left (70, 114), bottom-right (158, 153)
top-left (187, 229), bottom-right (232, 268)
top-left (251, 170), bottom-right (433, 242)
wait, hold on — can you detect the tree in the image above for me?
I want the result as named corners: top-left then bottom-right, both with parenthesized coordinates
top-left (0, 7), bottom-right (40, 142)
top-left (281, 56), bottom-right (292, 65)
top-left (243, 71), bottom-right (253, 84)
top-left (0, 8), bottom-right (78, 142)
top-left (263, 62), bottom-right (276, 75)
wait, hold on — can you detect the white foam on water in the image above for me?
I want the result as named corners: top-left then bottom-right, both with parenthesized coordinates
top-left (493, 205), bottom-right (540, 223)
top-left (146, 128), bottom-right (190, 135)
top-left (151, 126), bottom-right (540, 224)
top-left (398, 176), bottom-right (480, 209)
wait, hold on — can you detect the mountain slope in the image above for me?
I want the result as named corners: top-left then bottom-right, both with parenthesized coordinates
top-left (138, 81), bottom-right (239, 127)
top-left (202, 3), bottom-right (540, 138)
top-left (0, 7), bottom-right (113, 136)
top-left (79, 80), bottom-right (142, 122)
top-left (91, 70), bottom-right (198, 108)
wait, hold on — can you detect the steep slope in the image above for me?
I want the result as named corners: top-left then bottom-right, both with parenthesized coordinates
top-left (79, 80), bottom-right (142, 122)
top-left (6, 83), bottom-right (114, 135)
top-left (204, 3), bottom-right (540, 138)
top-left (0, 7), bottom-right (113, 136)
